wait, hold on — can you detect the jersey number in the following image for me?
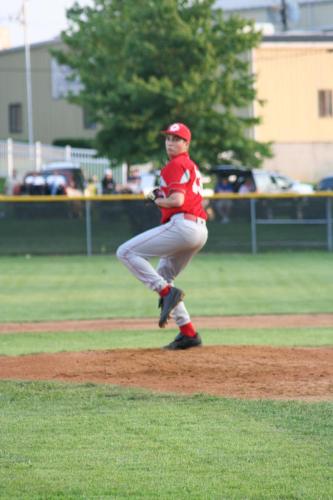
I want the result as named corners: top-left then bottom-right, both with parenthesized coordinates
top-left (192, 166), bottom-right (203, 195)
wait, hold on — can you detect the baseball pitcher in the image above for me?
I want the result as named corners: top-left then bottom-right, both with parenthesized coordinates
top-left (117, 123), bottom-right (208, 349)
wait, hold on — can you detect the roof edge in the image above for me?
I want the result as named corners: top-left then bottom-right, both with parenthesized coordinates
top-left (262, 33), bottom-right (333, 42)
top-left (0, 37), bottom-right (62, 55)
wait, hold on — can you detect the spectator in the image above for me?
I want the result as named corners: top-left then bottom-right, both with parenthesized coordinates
top-left (5, 169), bottom-right (21, 195)
top-left (102, 168), bottom-right (117, 194)
top-left (46, 171), bottom-right (66, 195)
top-left (25, 171), bottom-right (47, 195)
top-left (66, 179), bottom-right (82, 197)
top-left (239, 178), bottom-right (255, 194)
top-left (66, 179), bottom-right (83, 218)
top-left (84, 175), bottom-right (99, 196)
top-left (214, 177), bottom-right (234, 223)
top-left (126, 168), bottom-right (142, 194)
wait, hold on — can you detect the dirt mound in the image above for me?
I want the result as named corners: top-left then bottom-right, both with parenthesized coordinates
top-left (1, 345), bottom-right (332, 401)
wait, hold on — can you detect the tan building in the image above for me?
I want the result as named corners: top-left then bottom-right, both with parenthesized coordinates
top-left (0, 39), bottom-right (96, 145)
top-left (255, 34), bottom-right (333, 181)
top-left (0, 28), bottom-right (11, 50)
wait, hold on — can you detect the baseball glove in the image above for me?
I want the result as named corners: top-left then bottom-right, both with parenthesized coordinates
top-left (145, 188), bottom-right (164, 202)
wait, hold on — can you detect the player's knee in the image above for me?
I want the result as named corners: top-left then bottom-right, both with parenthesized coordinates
top-left (116, 243), bottom-right (127, 262)
top-left (157, 265), bottom-right (174, 283)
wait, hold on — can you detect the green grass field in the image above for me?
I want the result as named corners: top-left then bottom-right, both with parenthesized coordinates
top-left (1, 381), bottom-right (332, 499)
top-left (0, 253), bottom-right (332, 498)
top-left (1, 252), bottom-right (333, 322)
top-left (1, 328), bottom-right (333, 356)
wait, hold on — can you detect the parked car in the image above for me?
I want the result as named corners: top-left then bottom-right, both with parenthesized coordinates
top-left (210, 165), bottom-right (314, 221)
top-left (211, 165), bottom-right (281, 194)
top-left (21, 162), bottom-right (85, 195)
top-left (315, 175), bottom-right (333, 191)
top-left (271, 173), bottom-right (314, 194)
top-left (211, 165), bottom-right (314, 195)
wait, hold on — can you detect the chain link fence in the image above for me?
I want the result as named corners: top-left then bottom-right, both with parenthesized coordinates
top-left (0, 193), bottom-right (332, 255)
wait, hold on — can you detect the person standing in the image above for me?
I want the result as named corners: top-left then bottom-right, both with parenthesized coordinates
top-left (117, 123), bottom-right (208, 350)
top-left (102, 168), bottom-right (117, 194)
top-left (214, 177), bottom-right (234, 223)
top-left (46, 171), bottom-right (66, 195)
top-left (84, 175), bottom-right (99, 196)
top-left (5, 169), bottom-right (21, 195)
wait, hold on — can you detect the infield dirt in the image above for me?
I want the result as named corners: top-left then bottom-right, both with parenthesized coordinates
top-left (0, 345), bottom-right (332, 401)
top-left (0, 315), bottom-right (332, 401)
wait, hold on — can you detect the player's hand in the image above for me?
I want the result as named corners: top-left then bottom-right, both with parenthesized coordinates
top-left (145, 188), bottom-right (164, 202)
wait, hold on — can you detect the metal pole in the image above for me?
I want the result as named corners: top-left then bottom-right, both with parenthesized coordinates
top-left (281, 0), bottom-right (288, 31)
top-left (250, 198), bottom-right (257, 254)
top-left (7, 138), bottom-right (14, 178)
top-left (22, 0), bottom-right (34, 145)
top-left (326, 197), bottom-right (332, 252)
top-left (65, 145), bottom-right (72, 161)
top-left (85, 200), bottom-right (92, 256)
top-left (35, 141), bottom-right (42, 171)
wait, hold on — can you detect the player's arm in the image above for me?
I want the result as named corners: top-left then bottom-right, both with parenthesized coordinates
top-left (155, 191), bottom-right (184, 208)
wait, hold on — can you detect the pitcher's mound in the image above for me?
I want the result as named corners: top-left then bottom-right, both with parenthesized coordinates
top-left (1, 345), bottom-right (332, 401)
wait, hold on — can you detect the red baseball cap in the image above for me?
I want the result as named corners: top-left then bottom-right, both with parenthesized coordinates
top-left (161, 122), bottom-right (191, 142)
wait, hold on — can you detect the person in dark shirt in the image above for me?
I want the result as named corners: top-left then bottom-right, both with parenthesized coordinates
top-left (102, 168), bottom-right (117, 194)
top-left (214, 177), bottom-right (234, 223)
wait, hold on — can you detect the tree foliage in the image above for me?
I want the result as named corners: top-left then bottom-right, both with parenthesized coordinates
top-left (54, 0), bottom-right (271, 167)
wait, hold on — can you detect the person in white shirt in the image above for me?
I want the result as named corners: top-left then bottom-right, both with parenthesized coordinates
top-left (25, 172), bottom-right (46, 195)
top-left (46, 171), bottom-right (67, 195)
top-left (239, 178), bottom-right (255, 194)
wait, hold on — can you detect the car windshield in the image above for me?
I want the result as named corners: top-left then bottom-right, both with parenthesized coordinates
top-left (319, 178), bottom-right (333, 190)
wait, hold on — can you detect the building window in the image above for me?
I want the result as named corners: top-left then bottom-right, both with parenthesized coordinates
top-left (318, 90), bottom-right (333, 117)
top-left (9, 103), bottom-right (23, 133)
top-left (83, 107), bottom-right (97, 130)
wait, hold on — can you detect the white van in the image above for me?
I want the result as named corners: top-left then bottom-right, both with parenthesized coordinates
top-left (212, 165), bottom-right (312, 194)
top-left (212, 165), bottom-right (281, 193)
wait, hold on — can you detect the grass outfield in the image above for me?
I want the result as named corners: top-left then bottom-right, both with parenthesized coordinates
top-left (0, 252), bottom-right (333, 322)
top-left (0, 381), bottom-right (332, 499)
top-left (0, 328), bottom-right (333, 356)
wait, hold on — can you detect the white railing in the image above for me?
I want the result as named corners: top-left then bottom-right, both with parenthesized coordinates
top-left (0, 139), bottom-right (127, 184)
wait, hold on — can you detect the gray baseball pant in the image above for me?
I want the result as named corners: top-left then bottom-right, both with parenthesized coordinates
top-left (116, 213), bottom-right (208, 327)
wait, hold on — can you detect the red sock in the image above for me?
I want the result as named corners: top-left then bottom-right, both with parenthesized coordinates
top-left (180, 322), bottom-right (196, 337)
top-left (159, 285), bottom-right (171, 297)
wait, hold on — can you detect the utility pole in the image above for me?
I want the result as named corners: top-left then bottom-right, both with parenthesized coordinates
top-left (281, 0), bottom-right (288, 31)
top-left (22, 0), bottom-right (34, 145)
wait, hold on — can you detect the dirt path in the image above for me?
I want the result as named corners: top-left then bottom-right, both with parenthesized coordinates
top-left (0, 346), bottom-right (332, 401)
top-left (1, 313), bottom-right (333, 334)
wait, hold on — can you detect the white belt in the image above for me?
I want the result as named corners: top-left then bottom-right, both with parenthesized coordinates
top-left (171, 213), bottom-right (206, 225)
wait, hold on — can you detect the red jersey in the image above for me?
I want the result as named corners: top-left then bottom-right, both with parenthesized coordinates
top-left (159, 152), bottom-right (207, 224)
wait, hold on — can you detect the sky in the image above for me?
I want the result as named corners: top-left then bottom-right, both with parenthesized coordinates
top-left (0, 1), bottom-right (326, 49)
top-left (0, 0), bottom-right (271, 48)
top-left (0, 0), bottom-right (93, 48)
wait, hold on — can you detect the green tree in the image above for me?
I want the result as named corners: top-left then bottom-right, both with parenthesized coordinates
top-left (54, 0), bottom-right (271, 167)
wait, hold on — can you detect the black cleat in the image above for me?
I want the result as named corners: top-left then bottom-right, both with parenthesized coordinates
top-left (158, 287), bottom-right (184, 328)
top-left (163, 332), bottom-right (202, 350)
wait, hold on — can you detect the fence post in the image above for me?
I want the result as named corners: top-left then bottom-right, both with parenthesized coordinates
top-left (65, 145), bottom-right (72, 161)
top-left (7, 138), bottom-right (13, 177)
top-left (250, 198), bottom-right (257, 254)
top-left (327, 197), bottom-right (332, 252)
top-left (85, 200), bottom-right (92, 256)
top-left (122, 162), bottom-right (128, 184)
top-left (35, 141), bottom-right (42, 171)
